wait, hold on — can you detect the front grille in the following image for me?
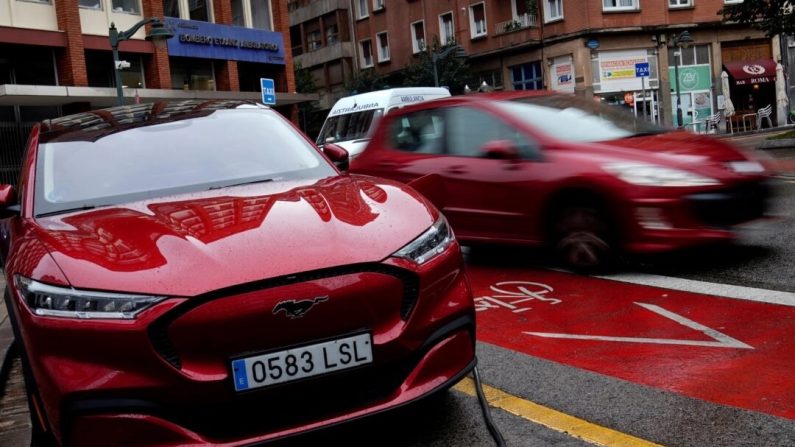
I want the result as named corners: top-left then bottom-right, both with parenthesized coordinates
top-left (685, 181), bottom-right (769, 228)
top-left (148, 263), bottom-right (419, 370)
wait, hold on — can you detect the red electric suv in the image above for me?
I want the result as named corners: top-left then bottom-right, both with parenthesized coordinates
top-left (0, 101), bottom-right (475, 446)
top-left (350, 93), bottom-right (773, 269)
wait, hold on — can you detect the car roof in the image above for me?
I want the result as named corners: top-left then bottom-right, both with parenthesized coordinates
top-left (38, 100), bottom-right (265, 144)
top-left (383, 90), bottom-right (562, 115)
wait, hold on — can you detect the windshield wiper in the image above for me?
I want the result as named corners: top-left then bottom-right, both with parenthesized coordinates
top-left (36, 204), bottom-right (109, 218)
top-left (208, 178), bottom-right (274, 190)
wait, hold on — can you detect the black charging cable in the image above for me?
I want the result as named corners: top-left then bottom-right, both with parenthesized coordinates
top-left (472, 366), bottom-right (507, 447)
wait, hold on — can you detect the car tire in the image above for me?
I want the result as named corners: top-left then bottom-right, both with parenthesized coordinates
top-left (552, 204), bottom-right (614, 272)
top-left (3, 291), bottom-right (57, 447)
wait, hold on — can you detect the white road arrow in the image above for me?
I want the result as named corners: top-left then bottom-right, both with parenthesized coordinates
top-left (524, 302), bottom-right (753, 349)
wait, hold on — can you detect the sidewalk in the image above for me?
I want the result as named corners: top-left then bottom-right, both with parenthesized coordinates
top-left (0, 282), bottom-right (14, 393)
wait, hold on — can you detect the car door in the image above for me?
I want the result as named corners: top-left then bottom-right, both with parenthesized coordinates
top-left (439, 105), bottom-right (545, 243)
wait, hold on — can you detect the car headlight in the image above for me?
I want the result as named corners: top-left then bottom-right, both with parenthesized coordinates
top-left (393, 216), bottom-right (454, 265)
top-left (14, 276), bottom-right (165, 319)
top-left (603, 162), bottom-right (720, 187)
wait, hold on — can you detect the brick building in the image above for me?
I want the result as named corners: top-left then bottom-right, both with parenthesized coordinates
top-left (290, 0), bottom-right (784, 132)
top-left (0, 0), bottom-right (314, 184)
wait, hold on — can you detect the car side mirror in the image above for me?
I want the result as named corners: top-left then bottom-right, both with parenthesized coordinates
top-left (479, 140), bottom-right (520, 161)
top-left (323, 143), bottom-right (350, 171)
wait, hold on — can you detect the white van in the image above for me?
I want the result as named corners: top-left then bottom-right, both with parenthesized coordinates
top-left (316, 87), bottom-right (450, 158)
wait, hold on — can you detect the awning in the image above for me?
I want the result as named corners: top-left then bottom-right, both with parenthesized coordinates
top-left (723, 59), bottom-right (777, 86)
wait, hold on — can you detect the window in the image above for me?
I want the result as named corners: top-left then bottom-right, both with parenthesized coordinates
top-left (360, 39), bottom-right (373, 68)
top-left (162, 0), bottom-right (212, 21)
top-left (388, 109), bottom-right (445, 154)
top-left (112, 0), bottom-right (140, 14)
top-left (669, 0), bottom-right (691, 7)
top-left (668, 43), bottom-right (710, 67)
top-left (510, 61), bottom-right (543, 90)
top-left (477, 69), bottom-right (503, 89)
top-left (326, 25), bottom-right (339, 45)
top-left (170, 57), bottom-right (215, 90)
top-left (544, 0), bottom-right (563, 21)
top-left (231, 0), bottom-right (245, 25)
top-left (251, 0), bottom-right (272, 30)
top-left (16, 0), bottom-right (51, 4)
top-left (357, 0), bottom-right (368, 19)
top-left (724, 0), bottom-right (742, 3)
top-left (439, 12), bottom-right (454, 44)
top-left (79, 0), bottom-right (103, 10)
top-left (307, 30), bottom-right (321, 51)
top-left (469, 3), bottom-right (487, 38)
top-left (411, 20), bottom-right (425, 53)
top-left (602, 0), bottom-right (638, 11)
top-left (372, 0), bottom-right (384, 11)
top-left (377, 32), bottom-right (390, 63)
top-left (447, 107), bottom-right (538, 159)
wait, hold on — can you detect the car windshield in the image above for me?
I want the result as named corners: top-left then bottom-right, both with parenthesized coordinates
top-left (35, 108), bottom-right (336, 217)
top-left (316, 109), bottom-right (383, 145)
top-left (494, 94), bottom-right (666, 143)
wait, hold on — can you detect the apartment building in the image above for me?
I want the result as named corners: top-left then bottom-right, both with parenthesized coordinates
top-left (290, 0), bottom-right (783, 130)
top-left (0, 0), bottom-right (313, 184)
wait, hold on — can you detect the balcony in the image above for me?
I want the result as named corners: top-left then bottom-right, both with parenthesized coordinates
top-left (288, 0), bottom-right (350, 26)
top-left (494, 13), bottom-right (538, 35)
top-left (293, 41), bottom-right (354, 69)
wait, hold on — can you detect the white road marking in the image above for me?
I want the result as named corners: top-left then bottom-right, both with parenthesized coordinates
top-left (525, 302), bottom-right (753, 349)
top-left (592, 272), bottom-right (795, 307)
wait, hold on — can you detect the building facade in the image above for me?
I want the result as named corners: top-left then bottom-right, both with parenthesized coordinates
top-left (290, 0), bottom-right (783, 133)
top-left (0, 0), bottom-right (313, 184)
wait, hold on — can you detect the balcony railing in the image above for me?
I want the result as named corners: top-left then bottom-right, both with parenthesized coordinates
top-left (494, 13), bottom-right (537, 35)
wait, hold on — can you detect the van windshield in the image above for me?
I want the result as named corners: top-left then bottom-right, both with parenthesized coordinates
top-left (316, 109), bottom-right (383, 145)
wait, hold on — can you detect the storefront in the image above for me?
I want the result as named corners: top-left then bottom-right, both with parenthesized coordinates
top-left (667, 43), bottom-right (714, 129)
top-left (591, 48), bottom-right (661, 123)
top-left (722, 58), bottom-right (777, 126)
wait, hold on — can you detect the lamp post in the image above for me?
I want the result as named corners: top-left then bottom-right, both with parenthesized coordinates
top-left (109, 18), bottom-right (173, 106)
top-left (672, 30), bottom-right (693, 128)
top-left (431, 44), bottom-right (467, 87)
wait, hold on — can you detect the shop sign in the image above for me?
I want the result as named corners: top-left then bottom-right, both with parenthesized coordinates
top-left (597, 49), bottom-right (654, 93)
top-left (551, 55), bottom-right (575, 93)
top-left (667, 65), bottom-right (711, 92)
top-left (736, 63), bottom-right (773, 85)
top-left (164, 18), bottom-right (285, 64)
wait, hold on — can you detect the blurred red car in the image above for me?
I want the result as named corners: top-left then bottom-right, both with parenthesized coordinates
top-left (350, 93), bottom-right (773, 269)
top-left (0, 101), bottom-right (475, 446)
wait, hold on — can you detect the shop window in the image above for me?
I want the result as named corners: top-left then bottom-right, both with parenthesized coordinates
top-left (469, 3), bottom-right (487, 39)
top-left (79, 0), bottom-right (103, 10)
top-left (602, 0), bottom-right (637, 11)
top-left (411, 20), bottom-right (425, 53)
top-left (544, 0), bottom-right (563, 22)
top-left (170, 57), bottom-right (215, 91)
top-left (439, 12), bottom-right (454, 44)
top-left (7, 46), bottom-right (57, 86)
top-left (85, 50), bottom-right (144, 89)
top-left (360, 39), bottom-right (373, 68)
top-left (377, 32), bottom-right (389, 63)
top-left (477, 69), bottom-right (503, 89)
top-left (112, 0), bottom-right (140, 14)
top-left (510, 62), bottom-right (543, 90)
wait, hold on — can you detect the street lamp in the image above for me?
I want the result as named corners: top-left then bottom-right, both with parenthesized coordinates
top-left (672, 30), bottom-right (693, 128)
top-left (431, 44), bottom-right (467, 87)
top-left (109, 18), bottom-right (173, 106)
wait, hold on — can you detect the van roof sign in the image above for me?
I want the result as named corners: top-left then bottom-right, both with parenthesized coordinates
top-left (329, 102), bottom-right (380, 116)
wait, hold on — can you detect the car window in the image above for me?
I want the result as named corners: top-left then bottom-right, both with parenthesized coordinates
top-left (387, 109), bottom-right (445, 154)
top-left (316, 109), bottom-right (383, 144)
top-left (446, 106), bottom-right (539, 159)
top-left (35, 108), bottom-right (336, 216)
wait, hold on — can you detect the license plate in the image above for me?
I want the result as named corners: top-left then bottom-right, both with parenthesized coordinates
top-left (231, 333), bottom-right (373, 392)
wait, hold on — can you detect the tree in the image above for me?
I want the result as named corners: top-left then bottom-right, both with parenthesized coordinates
top-left (294, 62), bottom-right (323, 138)
top-left (344, 68), bottom-right (388, 95)
top-left (719, 0), bottom-right (795, 37)
top-left (402, 40), bottom-right (475, 95)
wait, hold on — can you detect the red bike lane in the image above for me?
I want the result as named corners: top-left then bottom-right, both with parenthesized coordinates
top-left (467, 265), bottom-right (795, 420)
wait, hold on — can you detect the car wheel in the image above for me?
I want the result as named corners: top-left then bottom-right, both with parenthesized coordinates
top-left (553, 205), bottom-right (614, 272)
top-left (3, 291), bottom-right (56, 447)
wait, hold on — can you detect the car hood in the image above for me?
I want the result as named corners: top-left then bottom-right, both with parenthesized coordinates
top-left (599, 130), bottom-right (750, 164)
top-left (34, 175), bottom-right (436, 297)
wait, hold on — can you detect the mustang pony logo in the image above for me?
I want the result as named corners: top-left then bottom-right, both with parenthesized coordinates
top-left (272, 296), bottom-right (329, 319)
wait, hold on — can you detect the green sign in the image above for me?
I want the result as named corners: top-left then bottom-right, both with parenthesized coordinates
top-left (668, 65), bottom-right (711, 92)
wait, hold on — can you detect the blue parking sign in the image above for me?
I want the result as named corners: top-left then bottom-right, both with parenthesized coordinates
top-left (260, 78), bottom-right (276, 105)
top-left (635, 62), bottom-right (650, 78)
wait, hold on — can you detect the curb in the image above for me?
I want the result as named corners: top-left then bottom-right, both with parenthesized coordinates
top-left (758, 139), bottom-right (795, 150)
top-left (0, 318), bottom-right (15, 396)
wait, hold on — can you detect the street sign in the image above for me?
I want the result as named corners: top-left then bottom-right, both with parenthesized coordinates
top-left (635, 62), bottom-right (650, 78)
top-left (260, 78), bottom-right (276, 105)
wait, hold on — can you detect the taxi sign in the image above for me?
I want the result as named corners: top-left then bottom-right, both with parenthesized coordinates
top-left (260, 78), bottom-right (276, 105)
top-left (635, 62), bottom-right (650, 78)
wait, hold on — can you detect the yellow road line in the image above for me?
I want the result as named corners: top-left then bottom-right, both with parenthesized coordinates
top-left (453, 377), bottom-right (664, 447)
